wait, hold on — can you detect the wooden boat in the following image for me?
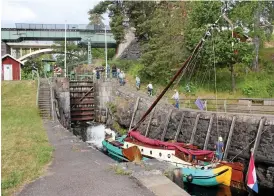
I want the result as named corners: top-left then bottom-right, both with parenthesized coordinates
top-left (124, 131), bottom-right (214, 168)
top-left (122, 131), bottom-right (245, 188)
top-left (102, 136), bottom-right (129, 161)
top-left (102, 135), bottom-right (148, 162)
top-left (180, 165), bottom-right (232, 187)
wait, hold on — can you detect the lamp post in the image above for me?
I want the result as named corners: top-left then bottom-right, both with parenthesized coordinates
top-left (64, 20), bottom-right (67, 77)
top-left (105, 25), bottom-right (108, 79)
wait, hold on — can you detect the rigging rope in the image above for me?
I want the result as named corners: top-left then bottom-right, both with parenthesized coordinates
top-left (229, 129), bottom-right (267, 162)
top-left (212, 27), bottom-right (220, 141)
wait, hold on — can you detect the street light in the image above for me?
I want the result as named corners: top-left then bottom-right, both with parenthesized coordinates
top-left (105, 25), bottom-right (108, 79)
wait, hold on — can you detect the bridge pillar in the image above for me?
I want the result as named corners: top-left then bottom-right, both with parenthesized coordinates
top-left (20, 48), bottom-right (22, 58)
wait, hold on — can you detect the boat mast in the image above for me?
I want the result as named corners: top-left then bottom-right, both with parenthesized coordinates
top-left (131, 25), bottom-right (218, 131)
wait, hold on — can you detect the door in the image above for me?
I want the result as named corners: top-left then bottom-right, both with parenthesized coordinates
top-left (3, 64), bottom-right (13, 80)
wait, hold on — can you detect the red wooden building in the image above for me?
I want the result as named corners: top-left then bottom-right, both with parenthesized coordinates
top-left (1, 54), bottom-right (23, 81)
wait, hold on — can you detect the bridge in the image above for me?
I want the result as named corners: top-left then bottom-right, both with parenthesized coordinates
top-left (1, 23), bottom-right (116, 47)
top-left (1, 23), bottom-right (117, 62)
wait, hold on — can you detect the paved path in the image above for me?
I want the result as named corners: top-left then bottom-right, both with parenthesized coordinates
top-left (18, 120), bottom-right (154, 196)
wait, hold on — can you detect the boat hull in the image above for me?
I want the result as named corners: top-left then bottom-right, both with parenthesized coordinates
top-left (182, 166), bottom-right (232, 187)
top-left (102, 140), bottom-right (129, 161)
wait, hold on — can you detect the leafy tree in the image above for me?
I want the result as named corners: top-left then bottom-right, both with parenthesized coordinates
top-left (230, 1), bottom-right (274, 71)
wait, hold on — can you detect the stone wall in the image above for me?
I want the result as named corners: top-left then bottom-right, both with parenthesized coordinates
top-left (109, 87), bottom-right (274, 188)
top-left (52, 77), bottom-right (70, 129)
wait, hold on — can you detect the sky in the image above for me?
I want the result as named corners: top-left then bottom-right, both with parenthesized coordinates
top-left (1, 0), bottom-right (109, 27)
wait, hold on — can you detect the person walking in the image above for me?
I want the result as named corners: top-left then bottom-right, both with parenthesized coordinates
top-left (147, 82), bottom-right (153, 96)
top-left (172, 89), bottom-right (180, 109)
top-left (119, 71), bottom-right (125, 86)
top-left (112, 65), bottom-right (117, 78)
top-left (117, 68), bottom-right (120, 79)
top-left (32, 63), bottom-right (38, 79)
top-left (214, 136), bottom-right (224, 162)
top-left (96, 69), bottom-right (100, 79)
top-left (136, 75), bottom-right (140, 90)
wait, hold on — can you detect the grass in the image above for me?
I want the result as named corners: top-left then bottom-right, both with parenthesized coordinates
top-left (110, 164), bottom-right (132, 175)
top-left (1, 81), bottom-right (53, 196)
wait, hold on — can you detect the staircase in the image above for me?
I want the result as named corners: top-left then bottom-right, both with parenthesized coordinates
top-left (38, 78), bottom-right (52, 119)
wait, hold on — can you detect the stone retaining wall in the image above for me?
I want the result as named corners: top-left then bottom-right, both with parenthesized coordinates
top-left (109, 87), bottom-right (274, 188)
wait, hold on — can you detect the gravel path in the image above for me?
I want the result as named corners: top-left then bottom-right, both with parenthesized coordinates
top-left (18, 120), bottom-right (154, 196)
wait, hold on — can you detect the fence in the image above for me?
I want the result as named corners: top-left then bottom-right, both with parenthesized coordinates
top-left (172, 98), bottom-right (274, 115)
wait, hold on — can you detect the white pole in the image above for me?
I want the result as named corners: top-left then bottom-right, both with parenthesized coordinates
top-left (64, 20), bottom-right (67, 77)
top-left (105, 25), bottom-right (108, 79)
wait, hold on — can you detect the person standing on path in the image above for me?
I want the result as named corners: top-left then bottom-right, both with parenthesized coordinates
top-left (214, 136), bottom-right (224, 161)
top-left (136, 76), bottom-right (140, 90)
top-left (147, 82), bottom-right (153, 96)
top-left (172, 89), bottom-right (180, 109)
top-left (117, 68), bottom-right (120, 79)
top-left (112, 65), bottom-right (117, 78)
top-left (119, 71), bottom-right (125, 86)
top-left (32, 63), bottom-right (38, 79)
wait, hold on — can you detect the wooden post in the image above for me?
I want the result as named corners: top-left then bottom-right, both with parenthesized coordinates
top-left (129, 97), bottom-right (140, 131)
top-left (161, 110), bottom-right (173, 141)
top-left (223, 116), bottom-right (236, 160)
top-left (174, 112), bottom-right (185, 142)
top-left (105, 107), bottom-right (108, 123)
top-left (246, 117), bottom-right (266, 183)
top-left (145, 107), bottom-right (156, 137)
top-left (203, 114), bottom-right (214, 150)
top-left (189, 113), bottom-right (201, 144)
top-left (252, 117), bottom-right (266, 160)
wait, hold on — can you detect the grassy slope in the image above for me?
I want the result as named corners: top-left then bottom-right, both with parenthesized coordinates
top-left (1, 81), bottom-right (53, 196)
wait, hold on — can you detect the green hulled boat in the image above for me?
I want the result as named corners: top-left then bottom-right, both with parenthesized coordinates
top-left (102, 135), bottom-right (149, 162)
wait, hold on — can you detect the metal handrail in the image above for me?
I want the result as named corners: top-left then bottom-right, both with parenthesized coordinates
top-left (45, 72), bottom-right (55, 121)
top-left (36, 70), bottom-right (40, 106)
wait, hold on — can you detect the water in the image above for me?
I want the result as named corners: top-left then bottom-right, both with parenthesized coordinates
top-left (86, 124), bottom-right (116, 149)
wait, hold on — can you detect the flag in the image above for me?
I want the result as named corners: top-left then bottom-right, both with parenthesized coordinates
top-left (195, 98), bottom-right (204, 110)
top-left (247, 153), bottom-right (258, 193)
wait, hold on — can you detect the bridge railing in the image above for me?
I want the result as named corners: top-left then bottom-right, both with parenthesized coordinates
top-left (170, 98), bottom-right (274, 115)
top-left (12, 23), bottom-right (111, 31)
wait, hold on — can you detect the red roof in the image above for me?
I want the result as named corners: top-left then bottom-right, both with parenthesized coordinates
top-left (1, 54), bottom-right (24, 65)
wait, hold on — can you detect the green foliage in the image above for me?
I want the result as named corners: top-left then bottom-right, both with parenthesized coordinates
top-left (22, 54), bottom-right (54, 77)
top-left (90, 1), bottom-right (274, 97)
top-left (112, 121), bottom-right (127, 135)
top-left (107, 102), bottom-right (117, 114)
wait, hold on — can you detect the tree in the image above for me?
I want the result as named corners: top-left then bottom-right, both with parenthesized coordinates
top-left (230, 1), bottom-right (274, 71)
top-left (183, 1), bottom-right (254, 93)
top-left (89, 14), bottom-right (104, 25)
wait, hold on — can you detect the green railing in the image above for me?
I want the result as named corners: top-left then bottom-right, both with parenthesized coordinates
top-left (35, 70), bottom-right (40, 106)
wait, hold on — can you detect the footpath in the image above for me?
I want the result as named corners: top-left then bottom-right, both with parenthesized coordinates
top-left (18, 120), bottom-right (154, 196)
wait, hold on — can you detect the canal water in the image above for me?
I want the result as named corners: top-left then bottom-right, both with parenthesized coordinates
top-left (86, 125), bottom-right (274, 196)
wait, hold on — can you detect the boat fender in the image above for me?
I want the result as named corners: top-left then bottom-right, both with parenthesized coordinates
top-left (102, 146), bottom-right (108, 154)
top-left (187, 174), bottom-right (193, 183)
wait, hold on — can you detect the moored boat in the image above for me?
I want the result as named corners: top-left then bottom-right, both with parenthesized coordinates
top-left (181, 165), bottom-right (232, 187)
top-left (123, 131), bottom-right (245, 188)
top-left (102, 135), bottom-right (149, 162)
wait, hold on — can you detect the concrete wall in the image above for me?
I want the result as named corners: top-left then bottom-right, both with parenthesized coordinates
top-left (110, 87), bottom-right (274, 188)
top-left (94, 79), bottom-right (116, 122)
top-left (53, 77), bottom-right (70, 129)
